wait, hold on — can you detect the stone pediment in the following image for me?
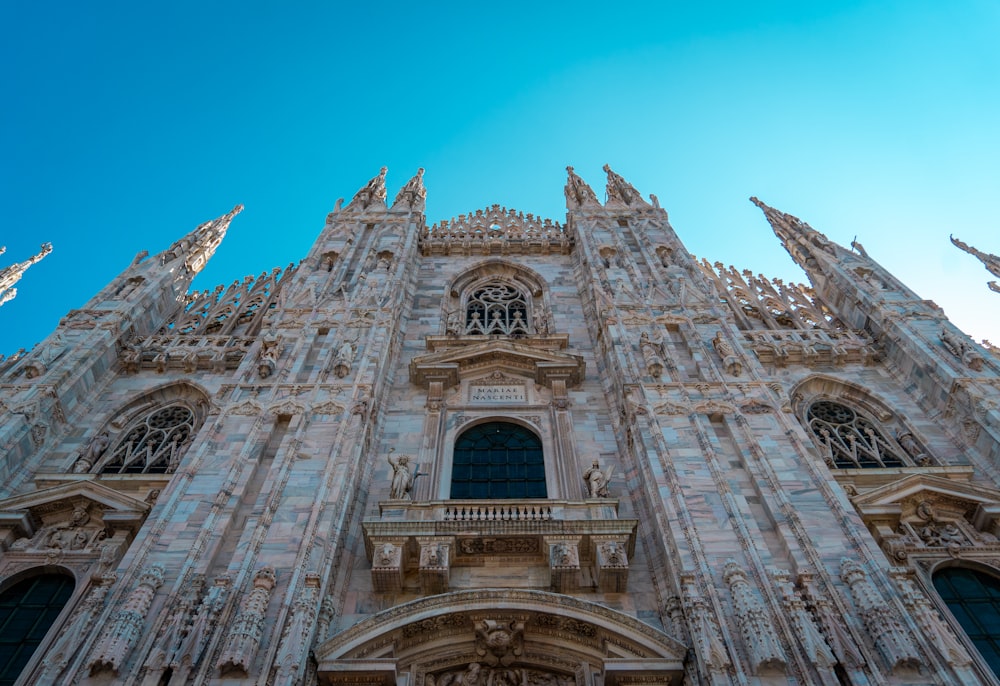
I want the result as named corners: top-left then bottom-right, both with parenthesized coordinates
top-left (410, 340), bottom-right (585, 389)
top-left (315, 589), bottom-right (685, 686)
top-left (0, 480), bottom-right (150, 539)
top-left (851, 473), bottom-right (1000, 533)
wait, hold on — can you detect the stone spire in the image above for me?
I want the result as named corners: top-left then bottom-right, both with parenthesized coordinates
top-left (951, 235), bottom-right (1000, 293)
top-left (751, 196), bottom-right (836, 272)
top-left (391, 168), bottom-right (426, 212)
top-left (346, 167), bottom-right (388, 211)
top-left (0, 242), bottom-right (52, 307)
top-left (160, 204), bottom-right (242, 276)
top-left (564, 166), bottom-right (600, 210)
top-left (603, 164), bottom-right (648, 207)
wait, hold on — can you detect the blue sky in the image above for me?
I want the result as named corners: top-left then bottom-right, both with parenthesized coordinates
top-left (2, 1), bottom-right (998, 354)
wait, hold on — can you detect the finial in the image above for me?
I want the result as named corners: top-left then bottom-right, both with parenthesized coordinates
top-left (0, 243), bottom-right (53, 308)
top-left (603, 164), bottom-right (647, 207)
top-left (565, 165), bottom-right (599, 210)
top-left (346, 167), bottom-right (389, 210)
top-left (391, 167), bottom-right (427, 211)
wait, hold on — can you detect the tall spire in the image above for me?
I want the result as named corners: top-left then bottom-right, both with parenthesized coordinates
top-left (750, 196), bottom-right (835, 270)
top-left (564, 166), bottom-right (600, 210)
top-left (603, 164), bottom-right (649, 207)
top-left (391, 168), bottom-right (426, 212)
top-left (346, 167), bottom-right (388, 211)
top-left (161, 205), bottom-right (243, 275)
top-left (951, 235), bottom-right (1000, 293)
top-left (0, 242), bottom-right (52, 307)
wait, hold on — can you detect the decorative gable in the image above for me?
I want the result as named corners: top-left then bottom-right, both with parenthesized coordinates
top-left (410, 339), bottom-right (585, 390)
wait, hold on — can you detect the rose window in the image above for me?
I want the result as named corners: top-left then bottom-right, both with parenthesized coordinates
top-left (807, 400), bottom-right (905, 469)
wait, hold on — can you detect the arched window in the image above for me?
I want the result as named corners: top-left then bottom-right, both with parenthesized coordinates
top-left (933, 567), bottom-right (1000, 676)
top-left (465, 284), bottom-right (529, 336)
top-left (100, 403), bottom-right (197, 474)
top-left (806, 400), bottom-right (905, 468)
top-left (0, 573), bottom-right (74, 685)
top-left (451, 422), bottom-right (546, 499)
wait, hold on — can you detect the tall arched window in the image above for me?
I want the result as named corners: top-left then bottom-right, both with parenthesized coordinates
top-left (934, 567), bottom-right (1000, 676)
top-left (806, 400), bottom-right (905, 468)
top-left (451, 422), bottom-right (546, 499)
top-left (100, 402), bottom-right (198, 474)
top-left (0, 573), bottom-right (74, 685)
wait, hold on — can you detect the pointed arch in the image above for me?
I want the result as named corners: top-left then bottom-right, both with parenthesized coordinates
top-left (85, 381), bottom-right (212, 475)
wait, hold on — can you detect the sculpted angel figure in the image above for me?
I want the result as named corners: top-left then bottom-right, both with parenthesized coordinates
top-left (388, 448), bottom-right (417, 500)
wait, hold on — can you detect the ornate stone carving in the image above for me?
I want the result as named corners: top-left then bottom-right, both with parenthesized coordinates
top-left (639, 331), bottom-right (667, 379)
top-left (333, 339), bottom-right (355, 378)
top-left (712, 331), bottom-right (742, 376)
top-left (722, 561), bottom-right (786, 673)
top-left (593, 539), bottom-right (629, 592)
top-left (41, 575), bottom-right (115, 680)
top-left (0, 242), bottom-right (51, 308)
top-left (951, 235), bottom-right (1000, 294)
top-left (388, 449), bottom-right (418, 500)
top-left (274, 573), bottom-right (321, 685)
top-left (547, 539), bottom-right (581, 592)
top-left (891, 571), bottom-right (972, 668)
top-left (839, 558), bottom-right (921, 672)
top-left (941, 327), bottom-right (985, 371)
top-left (565, 166), bottom-right (600, 209)
top-left (603, 164), bottom-right (647, 207)
top-left (682, 578), bottom-right (732, 674)
top-left (88, 564), bottom-right (166, 674)
top-left (475, 619), bottom-right (525, 666)
top-left (217, 566), bottom-right (277, 674)
top-left (419, 538), bottom-right (452, 594)
top-left (422, 205), bottom-right (569, 257)
top-left (582, 459), bottom-right (613, 498)
top-left (771, 570), bottom-right (836, 672)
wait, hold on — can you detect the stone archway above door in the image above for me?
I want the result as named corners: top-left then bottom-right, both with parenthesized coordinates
top-left (316, 589), bottom-right (686, 686)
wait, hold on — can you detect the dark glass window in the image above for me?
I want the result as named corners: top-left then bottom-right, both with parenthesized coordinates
top-left (451, 422), bottom-right (546, 499)
top-left (0, 574), bottom-right (74, 686)
top-left (934, 567), bottom-right (1000, 676)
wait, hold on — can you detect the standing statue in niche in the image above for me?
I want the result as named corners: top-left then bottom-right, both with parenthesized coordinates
top-left (712, 331), bottom-right (742, 376)
top-left (388, 448), bottom-right (419, 500)
top-left (583, 459), bottom-right (613, 498)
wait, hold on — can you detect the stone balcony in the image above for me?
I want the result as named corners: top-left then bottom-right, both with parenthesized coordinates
top-left (363, 499), bottom-right (636, 594)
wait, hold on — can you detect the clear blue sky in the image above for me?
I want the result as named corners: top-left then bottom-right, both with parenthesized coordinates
top-left (2, 1), bottom-right (998, 354)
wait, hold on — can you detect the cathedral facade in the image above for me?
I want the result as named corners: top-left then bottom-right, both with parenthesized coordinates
top-left (1, 166), bottom-right (999, 685)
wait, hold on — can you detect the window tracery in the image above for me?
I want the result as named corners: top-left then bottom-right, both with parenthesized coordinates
top-left (98, 403), bottom-right (198, 474)
top-left (806, 400), bottom-right (906, 468)
top-left (465, 284), bottom-right (530, 336)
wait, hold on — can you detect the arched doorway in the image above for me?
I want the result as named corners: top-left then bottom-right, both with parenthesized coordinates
top-left (0, 572), bottom-right (74, 686)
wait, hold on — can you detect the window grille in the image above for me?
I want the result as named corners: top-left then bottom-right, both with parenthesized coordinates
top-left (934, 567), bottom-right (1000, 676)
top-left (451, 422), bottom-right (546, 499)
top-left (464, 284), bottom-right (530, 336)
top-left (100, 403), bottom-right (196, 474)
top-left (807, 400), bottom-right (905, 468)
top-left (0, 574), bottom-right (74, 686)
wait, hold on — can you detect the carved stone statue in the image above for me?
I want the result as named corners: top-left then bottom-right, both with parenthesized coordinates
top-left (333, 340), bottom-right (354, 378)
top-left (74, 432), bottom-right (110, 472)
top-left (713, 331), bottom-right (742, 376)
top-left (388, 449), bottom-right (416, 500)
top-left (583, 459), bottom-right (613, 498)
